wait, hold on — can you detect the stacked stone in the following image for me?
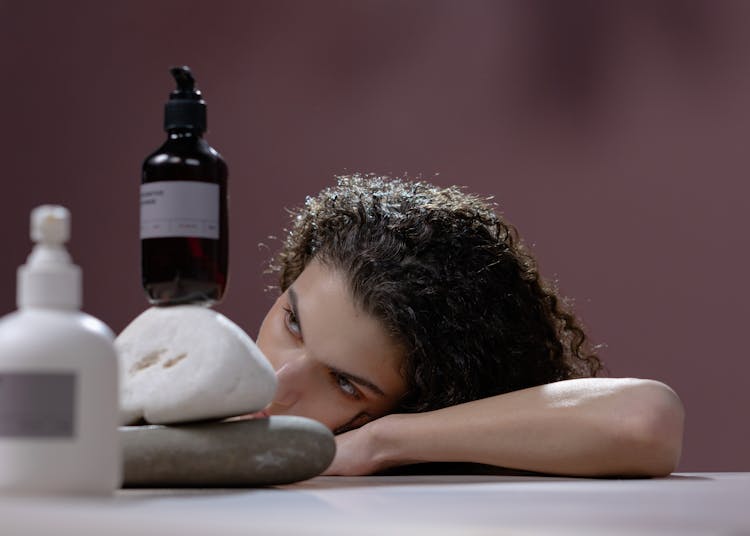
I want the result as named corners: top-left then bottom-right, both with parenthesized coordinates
top-left (116, 306), bottom-right (335, 487)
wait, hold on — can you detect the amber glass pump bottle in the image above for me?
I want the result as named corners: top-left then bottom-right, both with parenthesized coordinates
top-left (141, 66), bottom-right (228, 306)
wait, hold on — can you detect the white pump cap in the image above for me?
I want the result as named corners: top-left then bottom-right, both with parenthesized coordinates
top-left (17, 205), bottom-right (82, 309)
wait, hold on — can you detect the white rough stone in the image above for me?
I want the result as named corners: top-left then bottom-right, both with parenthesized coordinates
top-left (115, 306), bottom-right (277, 425)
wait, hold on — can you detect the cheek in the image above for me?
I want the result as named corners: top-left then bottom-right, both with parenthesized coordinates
top-left (301, 399), bottom-right (353, 431)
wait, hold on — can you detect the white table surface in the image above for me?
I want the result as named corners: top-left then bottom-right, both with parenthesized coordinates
top-left (2, 472), bottom-right (748, 535)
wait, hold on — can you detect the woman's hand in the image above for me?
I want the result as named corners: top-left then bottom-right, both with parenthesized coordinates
top-left (322, 415), bottom-right (404, 476)
top-left (322, 427), bottom-right (375, 476)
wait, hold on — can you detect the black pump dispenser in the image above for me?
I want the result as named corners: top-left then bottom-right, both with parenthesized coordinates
top-left (164, 66), bottom-right (207, 132)
top-left (141, 65), bottom-right (229, 306)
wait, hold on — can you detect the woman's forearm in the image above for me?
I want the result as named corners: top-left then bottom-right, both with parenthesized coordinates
top-left (371, 377), bottom-right (684, 477)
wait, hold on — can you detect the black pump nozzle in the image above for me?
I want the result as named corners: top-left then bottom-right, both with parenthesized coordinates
top-left (170, 66), bottom-right (197, 94)
top-left (164, 65), bottom-right (207, 132)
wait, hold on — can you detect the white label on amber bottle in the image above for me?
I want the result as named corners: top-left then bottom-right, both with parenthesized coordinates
top-left (0, 372), bottom-right (76, 438)
top-left (140, 181), bottom-right (220, 239)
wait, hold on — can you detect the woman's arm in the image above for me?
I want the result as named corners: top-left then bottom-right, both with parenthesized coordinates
top-left (324, 377), bottom-right (684, 477)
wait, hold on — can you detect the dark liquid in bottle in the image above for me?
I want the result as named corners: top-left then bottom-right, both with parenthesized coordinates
top-left (142, 131), bottom-right (228, 306)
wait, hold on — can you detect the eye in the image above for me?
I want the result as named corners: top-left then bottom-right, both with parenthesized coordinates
top-left (332, 371), bottom-right (361, 400)
top-left (282, 306), bottom-right (301, 338)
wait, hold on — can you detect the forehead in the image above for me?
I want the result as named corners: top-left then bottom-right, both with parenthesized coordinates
top-left (290, 259), bottom-right (406, 397)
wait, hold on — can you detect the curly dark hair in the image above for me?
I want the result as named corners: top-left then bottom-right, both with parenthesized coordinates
top-left (270, 174), bottom-right (603, 413)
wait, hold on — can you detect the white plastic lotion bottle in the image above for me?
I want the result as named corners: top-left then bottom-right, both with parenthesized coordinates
top-left (0, 205), bottom-right (121, 494)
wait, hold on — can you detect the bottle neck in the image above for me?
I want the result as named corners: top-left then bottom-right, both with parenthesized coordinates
top-left (17, 245), bottom-right (82, 310)
top-left (167, 129), bottom-right (204, 140)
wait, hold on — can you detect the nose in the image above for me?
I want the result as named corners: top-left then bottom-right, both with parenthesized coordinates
top-left (271, 355), bottom-right (311, 410)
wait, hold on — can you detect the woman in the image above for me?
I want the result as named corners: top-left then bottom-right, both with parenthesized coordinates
top-left (254, 174), bottom-right (684, 477)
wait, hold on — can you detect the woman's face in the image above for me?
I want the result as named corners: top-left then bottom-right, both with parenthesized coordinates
top-left (256, 259), bottom-right (408, 433)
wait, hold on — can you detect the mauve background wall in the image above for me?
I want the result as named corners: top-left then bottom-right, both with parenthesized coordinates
top-left (1, 1), bottom-right (747, 471)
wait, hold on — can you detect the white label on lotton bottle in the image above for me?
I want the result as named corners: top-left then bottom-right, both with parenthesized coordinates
top-left (140, 181), bottom-right (220, 239)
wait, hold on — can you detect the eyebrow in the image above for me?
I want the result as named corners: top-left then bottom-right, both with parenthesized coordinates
top-left (287, 285), bottom-right (387, 398)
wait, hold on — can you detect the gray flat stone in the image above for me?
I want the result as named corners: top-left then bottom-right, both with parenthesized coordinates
top-left (120, 416), bottom-right (335, 487)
